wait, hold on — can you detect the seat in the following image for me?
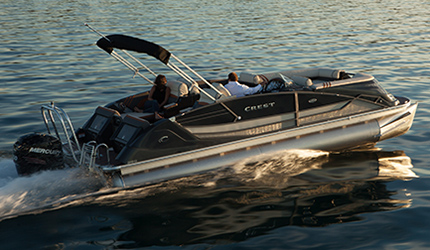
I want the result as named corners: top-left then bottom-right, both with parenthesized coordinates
top-left (110, 115), bottom-right (151, 152)
top-left (162, 81), bottom-right (201, 117)
top-left (164, 93), bottom-right (201, 117)
top-left (166, 80), bottom-right (189, 103)
top-left (121, 92), bottom-right (149, 111)
top-left (198, 83), bottom-right (232, 105)
top-left (83, 106), bottom-right (121, 146)
top-left (240, 68), bottom-right (346, 88)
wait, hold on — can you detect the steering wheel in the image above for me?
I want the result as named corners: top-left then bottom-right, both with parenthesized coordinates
top-left (264, 78), bottom-right (285, 92)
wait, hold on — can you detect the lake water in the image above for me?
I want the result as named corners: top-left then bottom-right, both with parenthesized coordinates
top-left (1, 0), bottom-right (430, 249)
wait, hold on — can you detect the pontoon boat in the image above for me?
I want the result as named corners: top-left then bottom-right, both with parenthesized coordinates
top-left (13, 25), bottom-right (418, 187)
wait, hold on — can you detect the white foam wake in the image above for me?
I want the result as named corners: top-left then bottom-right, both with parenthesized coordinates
top-left (230, 149), bottom-right (330, 187)
top-left (0, 158), bottom-right (106, 219)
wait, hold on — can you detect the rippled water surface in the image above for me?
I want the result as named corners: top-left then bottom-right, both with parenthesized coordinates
top-left (1, 0), bottom-right (430, 249)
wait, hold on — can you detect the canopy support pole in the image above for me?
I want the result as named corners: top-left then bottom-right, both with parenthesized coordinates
top-left (85, 23), bottom-right (225, 102)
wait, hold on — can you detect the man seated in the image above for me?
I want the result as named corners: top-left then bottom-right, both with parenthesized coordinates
top-left (224, 72), bottom-right (266, 97)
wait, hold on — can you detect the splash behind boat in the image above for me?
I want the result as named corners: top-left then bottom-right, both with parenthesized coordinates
top-left (13, 25), bottom-right (417, 187)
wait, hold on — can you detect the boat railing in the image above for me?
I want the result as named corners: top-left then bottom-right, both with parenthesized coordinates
top-left (79, 141), bottom-right (110, 171)
top-left (41, 102), bottom-right (81, 163)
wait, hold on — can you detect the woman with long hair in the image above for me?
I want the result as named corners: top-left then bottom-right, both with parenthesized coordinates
top-left (135, 74), bottom-right (171, 119)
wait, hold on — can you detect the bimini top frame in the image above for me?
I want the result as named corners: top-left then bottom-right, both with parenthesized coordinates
top-left (85, 23), bottom-right (223, 102)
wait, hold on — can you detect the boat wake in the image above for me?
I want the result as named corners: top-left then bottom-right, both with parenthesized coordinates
top-left (231, 149), bottom-right (329, 185)
top-left (0, 149), bottom-right (329, 219)
top-left (0, 157), bottom-right (106, 220)
top-left (192, 149), bottom-right (330, 189)
top-left (0, 148), bottom-right (416, 224)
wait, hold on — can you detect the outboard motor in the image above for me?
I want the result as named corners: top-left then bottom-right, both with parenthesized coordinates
top-left (13, 133), bottom-right (64, 176)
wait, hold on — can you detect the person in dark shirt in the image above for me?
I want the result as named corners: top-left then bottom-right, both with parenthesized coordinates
top-left (134, 74), bottom-right (171, 119)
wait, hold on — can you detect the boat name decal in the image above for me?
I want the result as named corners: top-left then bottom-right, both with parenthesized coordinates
top-left (244, 102), bottom-right (276, 112)
top-left (29, 147), bottom-right (62, 155)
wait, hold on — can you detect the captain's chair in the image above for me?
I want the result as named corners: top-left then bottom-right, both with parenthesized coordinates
top-left (166, 80), bottom-right (189, 103)
top-left (163, 80), bottom-right (200, 117)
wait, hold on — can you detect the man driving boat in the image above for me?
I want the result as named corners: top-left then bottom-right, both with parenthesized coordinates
top-left (224, 72), bottom-right (266, 97)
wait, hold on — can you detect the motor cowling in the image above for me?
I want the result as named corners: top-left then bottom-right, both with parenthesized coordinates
top-left (13, 133), bottom-right (64, 176)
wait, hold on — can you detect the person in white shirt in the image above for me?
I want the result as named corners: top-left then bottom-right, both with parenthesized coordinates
top-left (224, 72), bottom-right (266, 97)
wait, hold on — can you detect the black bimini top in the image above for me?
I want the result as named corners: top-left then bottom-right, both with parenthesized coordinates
top-left (96, 34), bottom-right (171, 65)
